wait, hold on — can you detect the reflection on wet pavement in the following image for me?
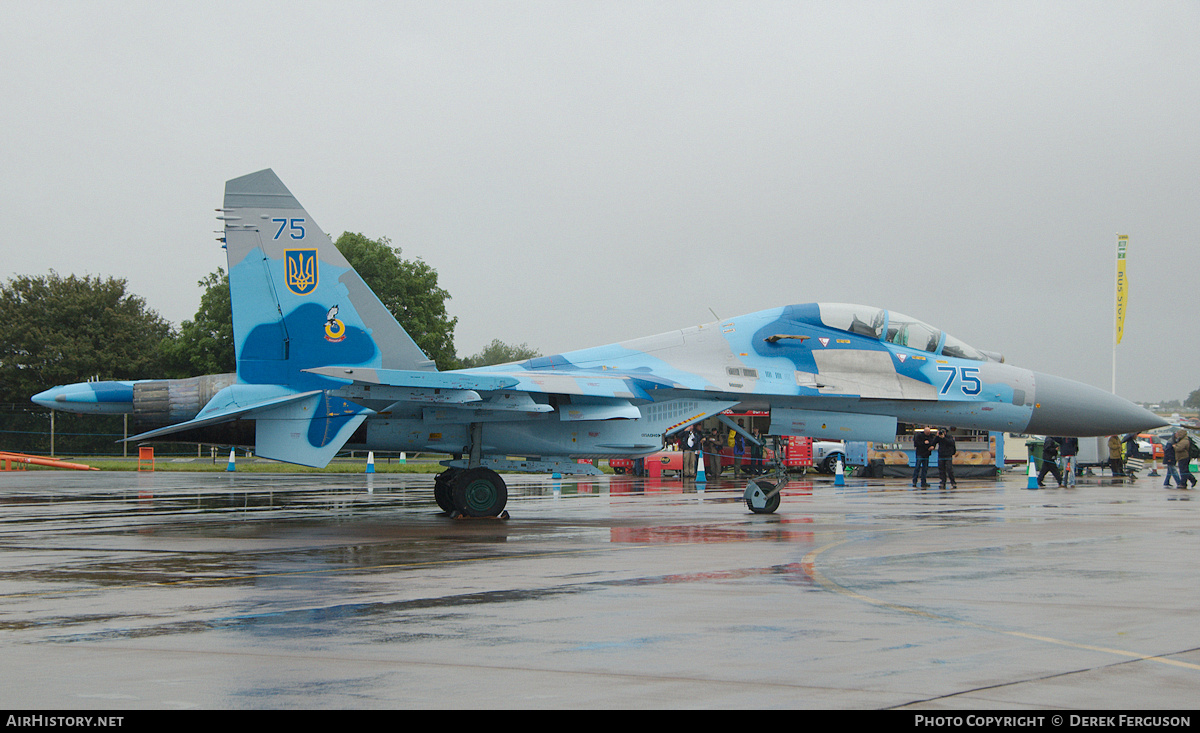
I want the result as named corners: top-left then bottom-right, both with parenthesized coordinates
top-left (1, 469), bottom-right (1198, 708)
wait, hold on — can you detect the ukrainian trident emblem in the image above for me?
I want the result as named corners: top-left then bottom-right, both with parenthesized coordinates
top-left (285, 249), bottom-right (318, 295)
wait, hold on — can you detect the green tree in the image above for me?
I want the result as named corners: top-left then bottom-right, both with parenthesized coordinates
top-left (1186, 389), bottom-right (1200, 409)
top-left (335, 232), bottom-right (458, 370)
top-left (0, 271), bottom-right (173, 404)
top-left (162, 269), bottom-right (235, 377)
top-left (460, 339), bottom-right (541, 368)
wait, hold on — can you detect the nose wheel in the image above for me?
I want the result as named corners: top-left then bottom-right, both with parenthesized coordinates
top-left (744, 478), bottom-right (783, 514)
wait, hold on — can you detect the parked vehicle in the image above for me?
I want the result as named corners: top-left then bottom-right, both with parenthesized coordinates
top-left (812, 440), bottom-right (847, 474)
top-left (1137, 433), bottom-right (1164, 460)
top-left (608, 437), bottom-right (846, 475)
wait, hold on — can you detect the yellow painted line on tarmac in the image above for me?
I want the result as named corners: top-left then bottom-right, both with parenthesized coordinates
top-left (802, 536), bottom-right (1200, 672)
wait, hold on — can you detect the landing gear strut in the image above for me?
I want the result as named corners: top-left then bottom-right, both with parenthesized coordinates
top-left (743, 436), bottom-right (787, 514)
top-left (434, 423), bottom-right (509, 518)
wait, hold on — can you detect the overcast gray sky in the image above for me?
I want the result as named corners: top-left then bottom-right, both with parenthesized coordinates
top-left (2, 1), bottom-right (1196, 403)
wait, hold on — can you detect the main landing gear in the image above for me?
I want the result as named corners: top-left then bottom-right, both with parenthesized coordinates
top-left (433, 421), bottom-right (511, 522)
top-left (434, 466), bottom-right (509, 518)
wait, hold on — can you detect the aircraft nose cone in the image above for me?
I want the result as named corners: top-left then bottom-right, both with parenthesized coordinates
top-left (1026, 373), bottom-right (1167, 437)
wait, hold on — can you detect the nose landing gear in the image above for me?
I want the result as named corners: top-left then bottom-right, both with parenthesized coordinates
top-left (744, 477), bottom-right (783, 514)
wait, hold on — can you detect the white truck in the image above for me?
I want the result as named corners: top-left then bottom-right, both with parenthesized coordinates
top-left (812, 440), bottom-right (846, 474)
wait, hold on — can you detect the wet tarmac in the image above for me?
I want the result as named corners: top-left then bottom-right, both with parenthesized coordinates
top-left (1, 467), bottom-right (1198, 710)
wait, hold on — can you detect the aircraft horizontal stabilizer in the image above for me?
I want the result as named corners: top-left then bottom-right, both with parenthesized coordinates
top-left (125, 387), bottom-right (373, 469)
top-left (124, 389), bottom-right (327, 442)
top-left (252, 392), bottom-right (370, 468)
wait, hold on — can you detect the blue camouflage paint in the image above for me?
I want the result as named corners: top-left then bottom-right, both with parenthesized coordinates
top-left (87, 383), bottom-right (135, 403)
top-left (239, 302), bottom-right (379, 390)
top-left (307, 394), bottom-right (366, 448)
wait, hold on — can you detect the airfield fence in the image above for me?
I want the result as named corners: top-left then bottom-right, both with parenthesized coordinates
top-left (0, 403), bottom-right (424, 463)
top-left (0, 403), bottom-right (238, 457)
top-left (0, 403), bottom-right (131, 456)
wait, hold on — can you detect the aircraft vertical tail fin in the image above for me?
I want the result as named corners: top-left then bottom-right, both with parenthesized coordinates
top-left (213, 169), bottom-right (434, 466)
top-left (221, 169), bottom-right (436, 388)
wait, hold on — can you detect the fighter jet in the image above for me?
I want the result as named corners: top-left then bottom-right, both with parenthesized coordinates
top-left (33, 169), bottom-right (1165, 516)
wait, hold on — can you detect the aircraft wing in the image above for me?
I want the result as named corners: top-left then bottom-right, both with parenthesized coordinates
top-left (305, 365), bottom-right (673, 409)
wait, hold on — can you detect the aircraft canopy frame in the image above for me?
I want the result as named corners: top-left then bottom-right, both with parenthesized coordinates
top-left (812, 303), bottom-right (989, 362)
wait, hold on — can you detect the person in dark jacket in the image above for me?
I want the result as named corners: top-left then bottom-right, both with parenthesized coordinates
top-left (936, 429), bottom-right (957, 489)
top-left (912, 427), bottom-right (935, 488)
top-left (1038, 436), bottom-right (1065, 487)
top-left (1162, 435), bottom-right (1180, 487)
top-left (706, 428), bottom-right (723, 477)
top-left (681, 425), bottom-right (698, 478)
top-left (749, 427), bottom-right (764, 475)
top-left (1174, 430), bottom-right (1197, 489)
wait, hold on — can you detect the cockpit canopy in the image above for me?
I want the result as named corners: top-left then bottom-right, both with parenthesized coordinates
top-left (812, 304), bottom-right (1001, 362)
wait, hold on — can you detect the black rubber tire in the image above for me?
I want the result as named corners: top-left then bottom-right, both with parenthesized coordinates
top-left (451, 467), bottom-right (508, 517)
top-left (434, 468), bottom-right (460, 513)
top-left (822, 453), bottom-right (845, 475)
top-left (746, 479), bottom-right (782, 514)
